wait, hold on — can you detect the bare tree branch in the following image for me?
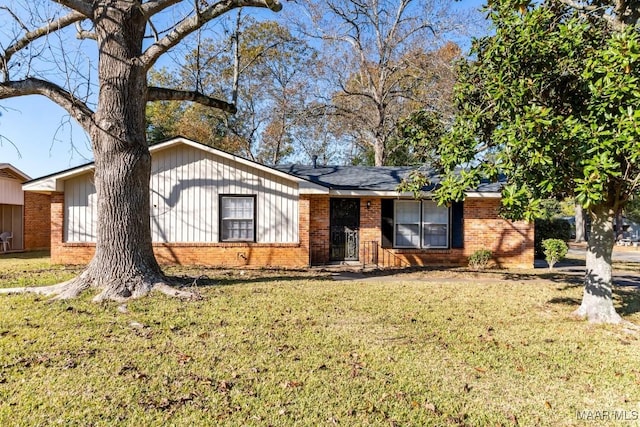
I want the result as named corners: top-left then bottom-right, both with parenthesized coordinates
top-left (75, 21), bottom-right (97, 40)
top-left (140, 0), bottom-right (282, 70)
top-left (141, 0), bottom-right (183, 16)
top-left (147, 86), bottom-right (237, 113)
top-left (555, 0), bottom-right (600, 12)
top-left (0, 78), bottom-right (94, 132)
top-left (0, 10), bottom-right (87, 79)
top-left (52, 0), bottom-right (93, 17)
top-left (555, 0), bottom-right (630, 30)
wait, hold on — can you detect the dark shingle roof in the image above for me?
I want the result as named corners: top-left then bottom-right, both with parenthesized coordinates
top-left (275, 165), bottom-right (503, 193)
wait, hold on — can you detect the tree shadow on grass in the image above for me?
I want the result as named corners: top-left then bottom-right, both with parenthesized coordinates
top-left (547, 283), bottom-right (640, 317)
top-left (547, 296), bottom-right (582, 306)
top-left (613, 288), bottom-right (640, 316)
top-left (0, 250), bottom-right (51, 261)
top-left (506, 271), bottom-right (585, 286)
top-left (166, 268), bottom-right (333, 288)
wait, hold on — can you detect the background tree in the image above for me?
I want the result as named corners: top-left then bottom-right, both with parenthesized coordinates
top-left (626, 195), bottom-right (640, 224)
top-left (146, 69), bottom-right (244, 154)
top-left (146, 16), bottom-right (316, 164)
top-left (407, 0), bottom-right (640, 323)
top-left (294, 0), bottom-right (468, 166)
top-left (0, 0), bottom-right (282, 301)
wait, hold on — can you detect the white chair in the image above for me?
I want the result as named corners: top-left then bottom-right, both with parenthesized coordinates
top-left (0, 232), bottom-right (12, 252)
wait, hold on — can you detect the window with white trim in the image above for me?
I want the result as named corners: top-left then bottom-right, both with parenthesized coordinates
top-left (220, 196), bottom-right (255, 242)
top-left (394, 200), bottom-right (449, 248)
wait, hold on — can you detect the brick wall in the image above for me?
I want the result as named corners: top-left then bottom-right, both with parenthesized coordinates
top-left (23, 192), bottom-right (51, 250)
top-left (460, 198), bottom-right (534, 268)
top-left (50, 192), bottom-right (65, 262)
top-left (377, 198), bottom-right (534, 268)
top-left (309, 195), bottom-right (330, 264)
top-left (47, 193), bottom-right (533, 269)
top-left (359, 198), bottom-right (381, 264)
top-left (299, 195), bottom-right (311, 265)
top-left (51, 242), bottom-right (311, 267)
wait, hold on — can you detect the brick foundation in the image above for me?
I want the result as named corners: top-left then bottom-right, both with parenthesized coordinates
top-left (52, 243), bottom-right (309, 267)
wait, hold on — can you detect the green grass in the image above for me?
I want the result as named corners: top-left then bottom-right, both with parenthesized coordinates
top-left (1, 254), bottom-right (640, 426)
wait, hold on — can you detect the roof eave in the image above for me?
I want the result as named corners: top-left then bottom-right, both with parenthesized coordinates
top-left (22, 163), bottom-right (95, 193)
top-left (464, 192), bottom-right (502, 199)
top-left (0, 163), bottom-right (31, 182)
top-left (328, 189), bottom-right (501, 198)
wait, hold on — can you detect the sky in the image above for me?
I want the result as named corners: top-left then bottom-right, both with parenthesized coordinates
top-left (0, 0), bottom-right (487, 180)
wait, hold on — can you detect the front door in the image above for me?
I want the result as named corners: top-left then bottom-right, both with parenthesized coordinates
top-left (330, 198), bottom-right (360, 261)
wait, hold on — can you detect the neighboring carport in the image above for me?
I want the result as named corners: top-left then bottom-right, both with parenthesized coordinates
top-left (0, 164), bottom-right (30, 252)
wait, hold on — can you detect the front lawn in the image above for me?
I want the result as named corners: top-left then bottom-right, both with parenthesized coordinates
top-left (1, 254), bottom-right (639, 426)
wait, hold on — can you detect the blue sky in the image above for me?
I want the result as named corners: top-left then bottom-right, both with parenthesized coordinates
top-left (0, 0), bottom-right (487, 179)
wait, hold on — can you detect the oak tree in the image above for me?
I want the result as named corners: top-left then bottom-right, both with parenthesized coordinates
top-left (0, 0), bottom-right (281, 301)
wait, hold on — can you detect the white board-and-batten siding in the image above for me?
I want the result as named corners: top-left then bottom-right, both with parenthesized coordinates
top-left (64, 145), bottom-right (299, 244)
top-left (0, 176), bottom-right (25, 205)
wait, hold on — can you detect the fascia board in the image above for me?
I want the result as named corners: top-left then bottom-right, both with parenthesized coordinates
top-left (22, 164), bottom-right (95, 192)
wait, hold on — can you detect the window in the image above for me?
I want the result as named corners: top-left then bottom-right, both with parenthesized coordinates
top-left (395, 200), bottom-right (421, 247)
top-left (394, 200), bottom-right (449, 248)
top-left (422, 201), bottom-right (448, 248)
top-left (220, 196), bottom-right (255, 242)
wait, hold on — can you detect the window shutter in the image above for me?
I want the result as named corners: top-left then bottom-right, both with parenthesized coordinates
top-left (381, 199), bottom-right (394, 248)
top-left (451, 201), bottom-right (464, 248)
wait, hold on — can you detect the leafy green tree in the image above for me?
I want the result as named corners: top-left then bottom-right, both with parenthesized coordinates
top-left (542, 238), bottom-right (569, 271)
top-left (408, 1), bottom-right (640, 323)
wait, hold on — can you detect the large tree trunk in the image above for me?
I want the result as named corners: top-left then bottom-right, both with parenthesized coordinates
top-left (574, 202), bottom-right (585, 243)
top-left (59, 2), bottom-right (167, 301)
top-left (573, 205), bottom-right (622, 323)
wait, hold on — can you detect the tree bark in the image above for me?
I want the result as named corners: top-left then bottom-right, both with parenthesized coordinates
top-left (574, 202), bottom-right (585, 243)
top-left (573, 204), bottom-right (622, 323)
top-left (71, 1), bottom-right (166, 301)
top-left (373, 139), bottom-right (385, 166)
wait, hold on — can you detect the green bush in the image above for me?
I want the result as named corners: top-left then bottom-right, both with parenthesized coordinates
top-left (468, 249), bottom-right (492, 270)
top-left (542, 238), bottom-right (568, 270)
top-left (534, 218), bottom-right (571, 258)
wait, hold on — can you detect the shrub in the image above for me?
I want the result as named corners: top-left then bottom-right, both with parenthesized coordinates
top-left (534, 218), bottom-right (571, 258)
top-left (542, 238), bottom-right (568, 270)
top-left (468, 249), bottom-right (492, 270)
